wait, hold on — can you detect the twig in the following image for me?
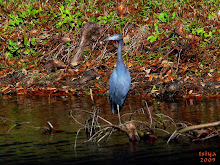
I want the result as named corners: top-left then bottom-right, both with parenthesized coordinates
top-left (167, 121), bottom-right (220, 143)
top-left (121, 108), bottom-right (144, 121)
top-left (167, 129), bottom-right (179, 144)
top-left (155, 113), bottom-right (174, 123)
top-left (97, 131), bottom-right (111, 143)
top-left (192, 130), bottom-right (220, 142)
top-left (90, 88), bottom-right (94, 102)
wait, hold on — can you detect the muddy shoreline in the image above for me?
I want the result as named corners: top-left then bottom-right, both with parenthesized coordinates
top-left (1, 65), bottom-right (219, 100)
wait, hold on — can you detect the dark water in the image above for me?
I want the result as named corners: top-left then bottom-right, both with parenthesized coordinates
top-left (0, 95), bottom-right (219, 165)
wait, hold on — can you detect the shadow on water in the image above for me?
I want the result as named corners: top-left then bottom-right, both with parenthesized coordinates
top-left (0, 95), bottom-right (219, 164)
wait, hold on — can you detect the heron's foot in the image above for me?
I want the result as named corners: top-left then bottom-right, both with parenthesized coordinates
top-left (118, 121), bottom-right (122, 126)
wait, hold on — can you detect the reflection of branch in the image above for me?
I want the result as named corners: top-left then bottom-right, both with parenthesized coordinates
top-left (74, 127), bottom-right (84, 151)
top-left (46, 121), bottom-right (65, 133)
top-left (71, 109), bottom-right (113, 125)
top-left (7, 123), bottom-right (21, 133)
top-left (192, 130), bottom-right (220, 142)
top-left (0, 116), bottom-right (53, 133)
top-left (69, 110), bottom-right (84, 126)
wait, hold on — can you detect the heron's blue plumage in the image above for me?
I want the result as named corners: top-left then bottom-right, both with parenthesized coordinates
top-left (104, 34), bottom-right (131, 114)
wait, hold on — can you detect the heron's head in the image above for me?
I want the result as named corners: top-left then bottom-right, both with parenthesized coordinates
top-left (104, 34), bottom-right (123, 41)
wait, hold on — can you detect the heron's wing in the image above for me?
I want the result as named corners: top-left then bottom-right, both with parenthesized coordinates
top-left (109, 68), bottom-right (131, 108)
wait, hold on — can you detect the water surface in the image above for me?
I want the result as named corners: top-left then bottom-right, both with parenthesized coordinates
top-left (0, 95), bottom-right (219, 164)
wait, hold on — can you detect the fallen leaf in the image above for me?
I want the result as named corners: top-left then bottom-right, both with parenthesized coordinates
top-left (118, 3), bottom-right (127, 18)
top-left (215, 85), bottom-right (220, 89)
top-left (52, 59), bottom-right (67, 68)
top-left (175, 22), bottom-right (184, 35)
top-left (29, 29), bottom-right (38, 37)
top-left (166, 69), bottom-right (172, 75)
top-left (188, 90), bottom-right (193, 94)
top-left (62, 37), bottom-right (72, 42)
top-left (148, 74), bottom-right (153, 82)
top-left (98, 89), bottom-right (106, 95)
top-left (27, 78), bottom-right (35, 87)
top-left (95, 83), bottom-right (100, 88)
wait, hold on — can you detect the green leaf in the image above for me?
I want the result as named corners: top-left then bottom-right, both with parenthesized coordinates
top-left (204, 31), bottom-right (212, 38)
top-left (208, 13), bottom-right (217, 20)
top-left (154, 23), bottom-right (159, 33)
top-left (6, 52), bottom-right (13, 58)
top-left (196, 28), bottom-right (205, 34)
top-left (63, 17), bottom-right (69, 23)
top-left (147, 35), bottom-right (158, 43)
top-left (9, 20), bottom-right (15, 25)
top-left (156, 13), bottom-right (166, 22)
top-left (65, 8), bottom-right (71, 15)
top-left (172, 11), bottom-right (177, 19)
top-left (24, 49), bottom-right (29, 55)
top-left (56, 21), bottom-right (62, 28)
top-left (89, 15), bottom-right (95, 22)
top-left (31, 37), bottom-right (36, 45)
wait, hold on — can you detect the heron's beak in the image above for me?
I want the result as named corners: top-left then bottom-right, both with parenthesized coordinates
top-left (104, 36), bottom-right (119, 41)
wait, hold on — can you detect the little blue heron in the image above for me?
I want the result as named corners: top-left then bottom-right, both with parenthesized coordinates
top-left (104, 34), bottom-right (131, 124)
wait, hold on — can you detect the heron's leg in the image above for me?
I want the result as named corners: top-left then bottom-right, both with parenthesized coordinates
top-left (117, 104), bottom-right (122, 125)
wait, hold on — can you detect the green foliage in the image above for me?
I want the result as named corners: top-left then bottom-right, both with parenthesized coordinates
top-left (191, 28), bottom-right (216, 38)
top-left (56, 5), bottom-right (83, 29)
top-left (147, 23), bottom-right (160, 43)
top-left (8, 5), bottom-right (42, 26)
top-left (136, 54), bottom-right (145, 66)
top-left (8, 14), bottom-right (23, 26)
top-left (0, 63), bottom-right (7, 69)
top-left (97, 12), bottom-right (115, 24)
top-left (17, 5), bottom-right (42, 19)
top-left (208, 13), bottom-right (217, 20)
top-left (147, 11), bottom-right (178, 43)
top-left (156, 11), bottom-right (177, 23)
top-left (142, 0), bottom-right (160, 14)
top-left (1, 0), bottom-right (220, 71)
top-left (6, 35), bottom-right (37, 58)
top-left (7, 39), bottom-right (20, 57)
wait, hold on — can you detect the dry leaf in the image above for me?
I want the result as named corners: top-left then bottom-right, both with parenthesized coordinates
top-left (118, 3), bottom-right (127, 18)
top-left (62, 37), bottom-right (72, 42)
top-left (148, 74), bottom-right (153, 82)
top-left (188, 90), bottom-right (193, 94)
top-left (95, 83), bottom-right (100, 88)
top-left (29, 29), bottom-right (38, 37)
top-left (52, 59), bottom-right (67, 68)
top-left (175, 22), bottom-right (184, 35)
top-left (166, 69), bottom-right (172, 75)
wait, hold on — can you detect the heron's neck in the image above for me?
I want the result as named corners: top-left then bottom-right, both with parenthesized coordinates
top-left (117, 40), bottom-right (124, 66)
